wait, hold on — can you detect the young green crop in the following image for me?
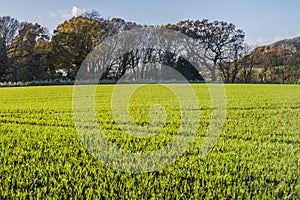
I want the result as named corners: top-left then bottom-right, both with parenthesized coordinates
top-left (0, 84), bottom-right (299, 199)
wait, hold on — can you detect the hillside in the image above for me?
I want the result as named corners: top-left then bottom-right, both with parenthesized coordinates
top-left (234, 37), bottom-right (300, 84)
top-left (271, 37), bottom-right (300, 51)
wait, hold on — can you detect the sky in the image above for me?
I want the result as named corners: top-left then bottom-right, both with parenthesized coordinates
top-left (1, 0), bottom-right (300, 46)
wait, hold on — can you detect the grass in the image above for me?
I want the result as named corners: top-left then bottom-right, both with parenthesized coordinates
top-left (0, 84), bottom-right (299, 199)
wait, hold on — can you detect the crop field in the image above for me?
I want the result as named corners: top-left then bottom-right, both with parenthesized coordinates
top-left (0, 84), bottom-right (299, 199)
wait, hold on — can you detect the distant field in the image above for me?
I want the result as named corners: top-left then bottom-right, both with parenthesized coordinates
top-left (0, 84), bottom-right (299, 199)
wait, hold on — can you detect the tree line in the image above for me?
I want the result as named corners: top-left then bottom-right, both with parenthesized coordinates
top-left (0, 11), bottom-right (299, 84)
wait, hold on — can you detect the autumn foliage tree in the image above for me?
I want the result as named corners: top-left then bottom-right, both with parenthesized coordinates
top-left (50, 16), bottom-right (106, 80)
top-left (8, 23), bottom-right (51, 81)
top-left (235, 42), bottom-right (300, 84)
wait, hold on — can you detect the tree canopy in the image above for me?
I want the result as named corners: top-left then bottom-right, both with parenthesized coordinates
top-left (0, 11), bottom-right (299, 85)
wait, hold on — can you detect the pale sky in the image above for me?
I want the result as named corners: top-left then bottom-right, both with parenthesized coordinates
top-left (1, 0), bottom-right (300, 45)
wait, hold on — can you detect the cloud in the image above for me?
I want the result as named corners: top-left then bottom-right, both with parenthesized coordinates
top-left (49, 6), bottom-right (86, 19)
top-left (248, 34), bottom-right (300, 46)
top-left (295, 33), bottom-right (300, 38)
top-left (255, 36), bottom-right (286, 46)
top-left (60, 10), bottom-right (72, 19)
top-left (49, 10), bottom-right (70, 19)
top-left (49, 11), bottom-right (57, 18)
top-left (72, 6), bottom-right (87, 17)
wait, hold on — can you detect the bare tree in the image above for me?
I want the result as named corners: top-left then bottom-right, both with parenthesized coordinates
top-left (0, 16), bottom-right (23, 81)
top-left (0, 16), bottom-right (23, 46)
top-left (176, 19), bottom-right (245, 82)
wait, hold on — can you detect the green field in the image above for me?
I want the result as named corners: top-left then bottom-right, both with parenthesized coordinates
top-left (0, 84), bottom-right (299, 199)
